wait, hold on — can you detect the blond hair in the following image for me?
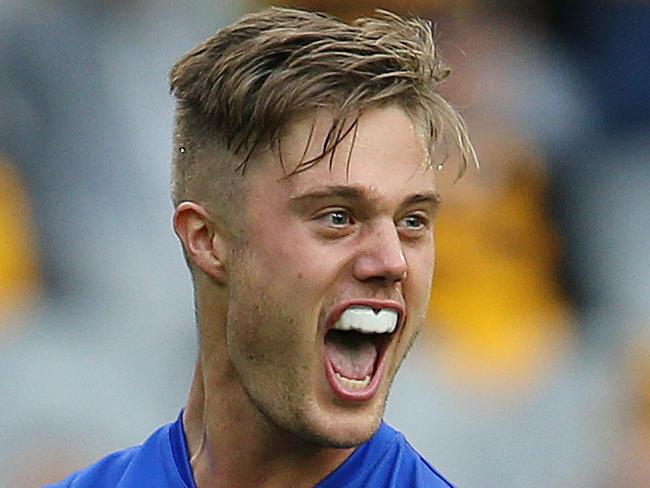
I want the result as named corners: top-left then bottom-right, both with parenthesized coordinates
top-left (169, 6), bottom-right (476, 206)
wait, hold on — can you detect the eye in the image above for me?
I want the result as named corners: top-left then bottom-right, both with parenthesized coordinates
top-left (397, 213), bottom-right (428, 231)
top-left (320, 209), bottom-right (354, 227)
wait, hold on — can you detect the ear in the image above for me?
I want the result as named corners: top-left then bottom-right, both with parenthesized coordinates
top-left (173, 202), bottom-right (229, 284)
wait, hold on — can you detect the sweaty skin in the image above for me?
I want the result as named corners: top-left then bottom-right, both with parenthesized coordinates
top-left (176, 105), bottom-right (438, 488)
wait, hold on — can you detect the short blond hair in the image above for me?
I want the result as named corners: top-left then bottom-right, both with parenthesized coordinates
top-left (169, 6), bottom-right (476, 206)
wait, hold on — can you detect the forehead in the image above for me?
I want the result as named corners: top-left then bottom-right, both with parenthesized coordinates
top-left (250, 105), bottom-right (435, 199)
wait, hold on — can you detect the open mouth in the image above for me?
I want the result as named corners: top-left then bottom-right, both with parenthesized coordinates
top-left (323, 305), bottom-right (400, 401)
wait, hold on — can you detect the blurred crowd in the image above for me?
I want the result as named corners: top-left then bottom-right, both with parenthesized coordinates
top-left (1, 1), bottom-right (648, 486)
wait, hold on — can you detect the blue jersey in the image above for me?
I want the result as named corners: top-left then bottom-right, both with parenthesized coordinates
top-left (46, 412), bottom-right (455, 487)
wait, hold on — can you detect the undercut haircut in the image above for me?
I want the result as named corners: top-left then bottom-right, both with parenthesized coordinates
top-left (170, 6), bottom-right (476, 207)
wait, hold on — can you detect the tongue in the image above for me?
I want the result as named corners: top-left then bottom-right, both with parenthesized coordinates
top-left (325, 331), bottom-right (377, 380)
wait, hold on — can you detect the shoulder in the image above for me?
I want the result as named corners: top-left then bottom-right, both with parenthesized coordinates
top-left (44, 419), bottom-right (187, 488)
top-left (44, 445), bottom-right (143, 488)
top-left (319, 422), bottom-right (456, 488)
top-left (378, 424), bottom-right (456, 488)
top-left (395, 433), bottom-right (456, 487)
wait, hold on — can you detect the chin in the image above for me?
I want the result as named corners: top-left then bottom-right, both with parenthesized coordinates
top-left (326, 420), bottom-right (382, 449)
top-left (301, 403), bottom-right (385, 449)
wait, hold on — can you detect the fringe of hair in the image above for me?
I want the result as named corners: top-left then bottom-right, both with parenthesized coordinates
top-left (170, 7), bottom-right (477, 203)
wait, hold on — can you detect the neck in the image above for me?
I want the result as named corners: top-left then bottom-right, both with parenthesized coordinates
top-left (183, 352), bottom-right (355, 488)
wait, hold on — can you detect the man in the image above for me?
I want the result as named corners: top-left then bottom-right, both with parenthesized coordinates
top-left (49, 6), bottom-right (475, 488)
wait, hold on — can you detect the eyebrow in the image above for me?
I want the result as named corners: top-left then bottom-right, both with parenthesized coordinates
top-left (405, 192), bottom-right (442, 207)
top-left (289, 184), bottom-right (441, 211)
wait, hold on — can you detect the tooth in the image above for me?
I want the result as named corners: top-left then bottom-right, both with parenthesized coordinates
top-left (335, 306), bottom-right (398, 334)
top-left (339, 307), bottom-right (374, 333)
top-left (335, 372), bottom-right (371, 389)
top-left (384, 310), bottom-right (398, 333)
top-left (335, 318), bottom-right (351, 331)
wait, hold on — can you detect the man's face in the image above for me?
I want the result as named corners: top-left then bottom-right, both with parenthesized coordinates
top-left (223, 105), bottom-right (437, 447)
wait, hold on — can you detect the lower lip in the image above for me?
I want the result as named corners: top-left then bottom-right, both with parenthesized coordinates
top-left (323, 345), bottom-right (389, 402)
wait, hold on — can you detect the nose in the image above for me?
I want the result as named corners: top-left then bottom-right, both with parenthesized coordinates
top-left (352, 219), bottom-right (407, 285)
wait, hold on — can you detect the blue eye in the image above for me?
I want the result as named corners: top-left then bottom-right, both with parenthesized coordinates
top-left (398, 214), bottom-right (426, 229)
top-left (325, 210), bottom-right (352, 227)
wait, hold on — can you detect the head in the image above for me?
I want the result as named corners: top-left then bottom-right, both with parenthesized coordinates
top-left (170, 7), bottom-right (475, 449)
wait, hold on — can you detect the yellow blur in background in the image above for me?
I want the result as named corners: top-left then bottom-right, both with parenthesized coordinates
top-left (0, 159), bottom-right (39, 326)
top-left (429, 126), bottom-right (573, 391)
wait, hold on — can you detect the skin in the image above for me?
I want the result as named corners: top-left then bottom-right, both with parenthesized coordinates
top-left (174, 105), bottom-right (439, 488)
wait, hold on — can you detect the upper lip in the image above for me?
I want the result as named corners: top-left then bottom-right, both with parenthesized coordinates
top-left (325, 299), bottom-right (406, 333)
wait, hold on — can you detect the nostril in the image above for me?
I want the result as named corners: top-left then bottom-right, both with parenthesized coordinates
top-left (352, 252), bottom-right (407, 284)
top-left (352, 221), bottom-right (408, 283)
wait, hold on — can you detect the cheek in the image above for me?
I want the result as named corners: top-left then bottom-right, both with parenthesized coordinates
top-left (226, 251), bottom-right (316, 364)
top-left (226, 277), bottom-right (299, 373)
top-left (246, 226), bottom-right (349, 298)
top-left (406, 246), bottom-right (436, 307)
top-left (245, 225), bottom-right (308, 278)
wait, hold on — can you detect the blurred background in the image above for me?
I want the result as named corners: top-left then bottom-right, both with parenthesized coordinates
top-left (0, 0), bottom-right (648, 486)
